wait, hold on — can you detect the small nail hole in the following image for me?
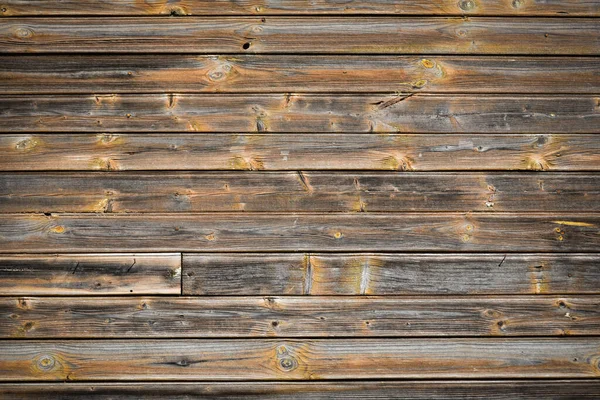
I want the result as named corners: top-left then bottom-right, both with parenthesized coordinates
top-left (242, 42), bottom-right (251, 50)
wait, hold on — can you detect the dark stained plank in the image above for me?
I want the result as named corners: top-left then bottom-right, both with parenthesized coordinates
top-left (2, 18), bottom-right (599, 55)
top-left (2, 94), bottom-right (599, 133)
top-left (2, 134), bottom-right (598, 172)
top-left (1, 213), bottom-right (598, 253)
top-left (2, 296), bottom-right (598, 338)
top-left (1, 172), bottom-right (598, 213)
top-left (1, 338), bottom-right (599, 380)
top-left (183, 253), bottom-right (600, 295)
top-left (1, 0), bottom-right (598, 16)
top-left (1, 56), bottom-right (598, 94)
top-left (0, 254), bottom-right (181, 295)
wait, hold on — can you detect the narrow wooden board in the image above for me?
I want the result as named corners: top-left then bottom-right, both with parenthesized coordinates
top-left (2, 296), bottom-right (598, 338)
top-left (2, 134), bottom-right (597, 172)
top-left (2, 18), bottom-right (598, 55)
top-left (1, 56), bottom-right (598, 94)
top-left (1, 172), bottom-right (597, 213)
top-left (2, 94), bottom-right (598, 133)
top-left (1, 338), bottom-right (599, 380)
top-left (0, 254), bottom-right (181, 295)
top-left (1, 213), bottom-right (598, 252)
top-left (183, 253), bottom-right (600, 295)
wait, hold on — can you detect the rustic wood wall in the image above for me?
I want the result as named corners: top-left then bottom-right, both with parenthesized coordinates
top-left (1, 1), bottom-right (599, 398)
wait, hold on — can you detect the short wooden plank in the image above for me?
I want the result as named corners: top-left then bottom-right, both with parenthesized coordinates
top-left (1, 214), bottom-right (598, 252)
top-left (1, 338), bottom-right (599, 380)
top-left (1, 0), bottom-right (598, 16)
top-left (0, 254), bottom-right (181, 295)
top-left (1, 172), bottom-right (598, 213)
top-left (183, 253), bottom-right (600, 295)
top-left (2, 94), bottom-right (598, 133)
top-left (2, 296), bottom-right (598, 338)
top-left (1, 56), bottom-right (598, 94)
top-left (2, 134), bottom-right (598, 172)
top-left (2, 18), bottom-right (598, 55)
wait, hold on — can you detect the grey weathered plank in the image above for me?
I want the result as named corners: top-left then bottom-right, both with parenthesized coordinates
top-left (183, 253), bottom-right (600, 295)
top-left (0, 254), bottom-right (181, 295)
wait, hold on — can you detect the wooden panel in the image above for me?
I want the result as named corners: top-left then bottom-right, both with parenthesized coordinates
top-left (2, 94), bottom-right (598, 133)
top-left (2, 134), bottom-right (597, 172)
top-left (183, 253), bottom-right (600, 295)
top-left (1, 0), bottom-right (598, 16)
top-left (1, 338), bottom-right (599, 380)
top-left (2, 18), bottom-right (598, 55)
top-left (1, 214), bottom-right (597, 253)
top-left (1, 56), bottom-right (598, 94)
top-left (1, 172), bottom-right (597, 213)
top-left (2, 296), bottom-right (598, 338)
top-left (0, 254), bottom-right (181, 295)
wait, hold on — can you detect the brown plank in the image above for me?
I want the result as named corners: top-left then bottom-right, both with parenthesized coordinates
top-left (1, 338), bottom-right (599, 380)
top-left (1, 213), bottom-right (598, 252)
top-left (1, 56), bottom-right (598, 94)
top-left (183, 253), bottom-right (600, 295)
top-left (1, 172), bottom-right (598, 213)
top-left (2, 134), bottom-right (598, 172)
top-left (2, 296), bottom-right (598, 338)
top-left (2, 18), bottom-right (598, 55)
top-left (3, 381), bottom-right (600, 399)
top-left (1, 0), bottom-right (598, 16)
top-left (2, 94), bottom-right (599, 133)
top-left (0, 254), bottom-right (181, 295)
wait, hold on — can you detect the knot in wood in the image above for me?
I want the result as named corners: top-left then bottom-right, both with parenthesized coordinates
top-left (37, 355), bottom-right (56, 371)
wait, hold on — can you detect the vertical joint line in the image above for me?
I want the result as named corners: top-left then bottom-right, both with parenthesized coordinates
top-left (360, 258), bottom-right (370, 295)
top-left (304, 254), bottom-right (313, 295)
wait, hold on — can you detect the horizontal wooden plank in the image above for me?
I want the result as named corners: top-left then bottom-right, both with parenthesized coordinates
top-left (2, 134), bottom-right (598, 172)
top-left (2, 18), bottom-right (598, 55)
top-left (3, 381), bottom-right (600, 399)
top-left (1, 172), bottom-right (597, 213)
top-left (1, 0), bottom-right (598, 16)
top-left (183, 253), bottom-right (600, 295)
top-left (1, 214), bottom-right (598, 252)
top-left (1, 56), bottom-right (598, 94)
top-left (0, 254), bottom-right (181, 295)
top-left (2, 296), bottom-right (598, 338)
top-left (1, 338), bottom-right (599, 380)
top-left (2, 94), bottom-right (599, 133)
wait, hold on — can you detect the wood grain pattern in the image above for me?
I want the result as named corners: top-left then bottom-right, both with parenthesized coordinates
top-left (1, 338), bottom-right (599, 380)
top-left (183, 253), bottom-right (600, 295)
top-left (1, 213), bottom-right (597, 253)
top-left (1, 56), bottom-right (598, 94)
top-left (2, 296), bottom-right (598, 338)
top-left (1, 172), bottom-right (597, 213)
top-left (0, 254), bottom-right (181, 295)
top-left (2, 94), bottom-right (598, 133)
top-left (2, 134), bottom-right (597, 172)
top-left (2, 18), bottom-right (598, 55)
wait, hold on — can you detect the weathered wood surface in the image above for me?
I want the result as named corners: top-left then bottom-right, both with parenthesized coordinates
top-left (1, 214), bottom-right (597, 253)
top-left (2, 296), bottom-right (598, 338)
top-left (1, 338), bottom-right (599, 380)
top-left (2, 18), bottom-right (599, 55)
top-left (0, 254), bottom-right (181, 295)
top-left (183, 253), bottom-right (600, 295)
top-left (1, 56), bottom-right (598, 94)
top-left (1, 0), bottom-right (598, 16)
top-left (3, 381), bottom-right (600, 399)
top-left (2, 94), bottom-right (599, 133)
top-left (2, 134), bottom-right (597, 172)
top-left (1, 172), bottom-right (597, 213)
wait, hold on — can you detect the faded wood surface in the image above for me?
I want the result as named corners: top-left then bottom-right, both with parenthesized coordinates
top-left (2, 94), bottom-right (599, 134)
top-left (2, 134), bottom-right (597, 172)
top-left (183, 253), bottom-right (600, 295)
top-left (1, 56), bottom-right (598, 94)
top-left (2, 296), bottom-right (598, 338)
top-left (2, 18), bottom-right (599, 55)
top-left (1, 213), bottom-right (598, 253)
top-left (0, 254), bottom-right (181, 295)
